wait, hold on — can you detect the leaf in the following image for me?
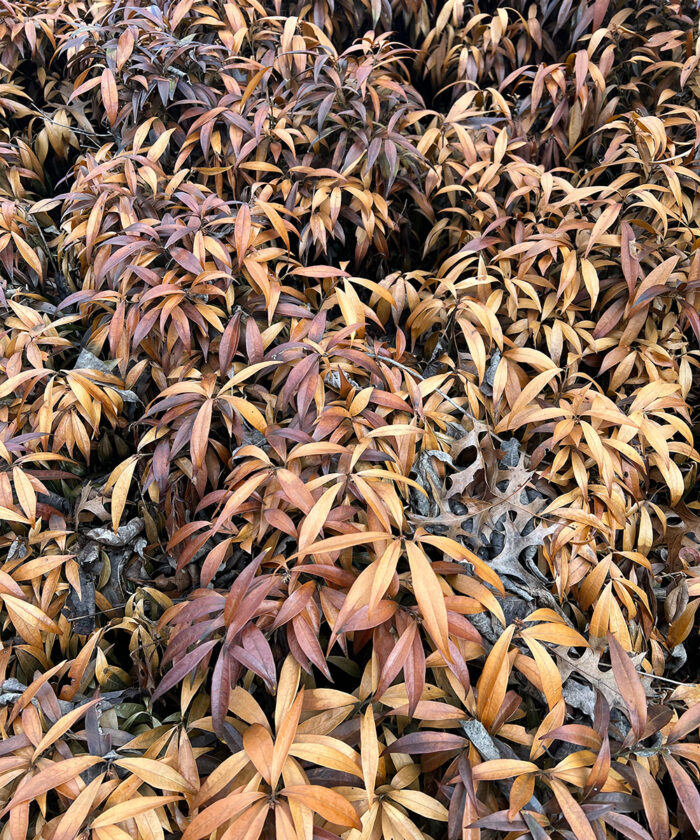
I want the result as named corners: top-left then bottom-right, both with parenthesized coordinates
top-left (607, 633), bottom-right (647, 739)
top-left (294, 531), bottom-right (392, 559)
top-left (632, 762), bottom-right (669, 840)
top-left (1, 593), bottom-right (60, 646)
top-left (109, 455), bottom-right (138, 532)
top-left (667, 703), bottom-right (700, 743)
top-left (270, 688), bottom-right (303, 786)
top-left (113, 757), bottom-right (193, 793)
top-left (116, 28), bottom-right (135, 71)
top-left (498, 368), bottom-right (561, 431)
top-left (471, 760), bottom-right (539, 781)
top-left (32, 699), bottom-right (101, 760)
top-left (90, 796), bottom-right (181, 828)
top-left (664, 755), bottom-right (700, 834)
top-left (147, 128), bottom-right (176, 162)
top-left (53, 774), bottom-right (105, 840)
top-left (243, 723), bottom-right (274, 784)
top-left (297, 485), bottom-right (340, 551)
top-left (387, 790), bottom-right (449, 820)
top-left (288, 737), bottom-right (362, 778)
top-left (281, 785), bottom-right (361, 828)
top-left (604, 813), bottom-right (654, 840)
top-left (234, 204), bottom-right (252, 267)
top-left (383, 732), bottom-right (468, 755)
top-left (509, 773), bottom-right (536, 820)
top-left (522, 623), bottom-right (588, 648)
top-left (523, 638), bottom-right (562, 710)
top-left (405, 541), bottom-right (450, 660)
top-left (2, 756), bottom-right (103, 816)
top-left (12, 233), bottom-right (43, 278)
top-left (152, 640), bottom-right (218, 702)
top-left (549, 778), bottom-right (597, 840)
top-left (101, 69), bottom-right (118, 126)
top-left (212, 472), bottom-right (269, 533)
top-left (361, 704), bottom-right (378, 802)
top-left (585, 203), bottom-right (621, 256)
top-left (181, 792), bottom-right (267, 840)
top-left (580, 258), bottom-right (599, 309)
top-left (12, 467), bottom-right (36, 522)
top-left (477, 625), bottom-right (515, 730)
top-left (0, 369), bottom-right (49, 400)
top-left (375, 621), bottom-right (417, 704)
top-left (191, 399), bottom-right (214, 471)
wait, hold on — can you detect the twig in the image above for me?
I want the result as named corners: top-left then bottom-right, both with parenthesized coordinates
top-left (30, 106), bottom-right (110, 141)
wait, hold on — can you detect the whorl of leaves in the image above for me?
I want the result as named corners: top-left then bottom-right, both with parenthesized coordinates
top-left (0, 1), bottom-right (699, 839)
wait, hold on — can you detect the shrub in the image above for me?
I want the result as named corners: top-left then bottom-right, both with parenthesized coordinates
top-left (0, 1), bottom-right (698, 840)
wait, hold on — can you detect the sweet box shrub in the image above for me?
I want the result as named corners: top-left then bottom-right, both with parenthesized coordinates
top-left (0, 1), bottom-right (699, 839)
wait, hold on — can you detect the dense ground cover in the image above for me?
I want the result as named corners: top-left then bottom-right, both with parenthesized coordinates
top-left (0, 1), bottom-right (699, 839)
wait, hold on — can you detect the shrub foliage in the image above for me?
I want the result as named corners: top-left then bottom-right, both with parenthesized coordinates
top-left (0, 0), bottom-right (699, 839)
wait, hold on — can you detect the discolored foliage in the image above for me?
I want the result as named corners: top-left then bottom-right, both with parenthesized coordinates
top-left (0, 1), bottom-right (699, 840)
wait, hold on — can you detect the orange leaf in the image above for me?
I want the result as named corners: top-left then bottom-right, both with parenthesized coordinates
top-left (101, 68), bottom-right (118, 126)
top-left (477, 625), bottom-right (515, 730)
top-left (632, 762), bottom-right (669, 840)
top-left (405, 541), bottom-right (451, 660)
top-left (281, 785), bottom-right (361, 828)
top-left (242, 724), bottom-right (274, 785)
top-left (549, 778), bottom-right (596, 840)
top-left (270, 689), bottom-right (303, 787)
top-left (53, 774), bottom-right (105, 840)
top-left (297, 485), bottom-right (340, 552)
top-left (181, 792), bottom-right (267, 840)
top-left (191, 399), bottom-right (214, 471)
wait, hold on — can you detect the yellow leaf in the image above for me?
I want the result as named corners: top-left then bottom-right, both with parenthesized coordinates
top-left (387, 789), bottom-right (449, 820)
top-left (297, 485), bottom-right (340, 552)
top-left (523, 637), bottom-right (562, 709)
top-left (281, 785), bottom-right (360, 829)
top-left (12, 467), bottom-right (36, 522)
top-left (12, 233), bottom-right (43, 278)
top-left (101, 68), bottom-right (119, 126)
top-left (2, 756), bottom-right (103, 816)
top-left (53, 775), bottom-right (105, 840)
top-left (271, 688), bottom-right (303, 787)
top-left (477, 624), bottom-right (515, 729)
top-left (90, 796), bottom-right (181, 828)
top-left (109, 456), bottom-right (138, 532)
top-left (147, 128), bottom-right (176, 162)
top-left (1, 593), bottom-right (60, 646)
top-left (361, 704), bottom-right (378, 803)
top-left (472, 759), bottom-right (539, 781)
top-left (405, 541), bottom-right (451, 661)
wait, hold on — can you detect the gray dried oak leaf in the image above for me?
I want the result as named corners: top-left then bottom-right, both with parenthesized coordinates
top-left (553, 646), bottom-right (656, 717)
